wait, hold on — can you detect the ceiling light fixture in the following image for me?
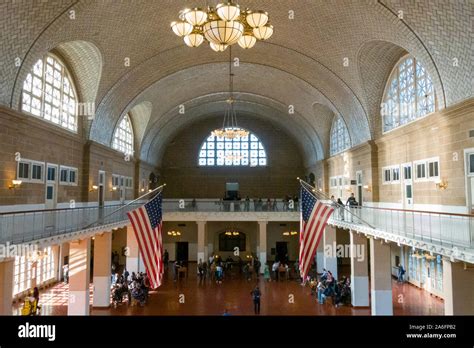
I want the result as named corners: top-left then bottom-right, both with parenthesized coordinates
top-left (171, 2), bottom-right (273, 51)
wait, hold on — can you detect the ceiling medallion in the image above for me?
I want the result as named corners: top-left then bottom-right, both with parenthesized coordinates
top-left (171, 2), bottom-right (273, 51)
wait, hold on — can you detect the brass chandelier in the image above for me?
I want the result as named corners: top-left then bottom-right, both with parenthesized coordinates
top-left (171, 2), bottom-right (273, 51)
top-left (212, 46), bottom-right (249, 142)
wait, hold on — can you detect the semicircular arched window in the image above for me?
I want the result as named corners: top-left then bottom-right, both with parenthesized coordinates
top-left (330, 116), bottom-right (351, 156)
top-left (382, 55), bottom-right (436, 133)
top-left (198, 129), bottom-right (267, 166)
top-left (112, 114), bottom-right (134, 156)
top-left (21, 53), bottom-right (78, 132)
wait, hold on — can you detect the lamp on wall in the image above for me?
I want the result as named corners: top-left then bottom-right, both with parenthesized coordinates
top-left (9, 180), bottom-right (22, 189)
top-left (436, 179), bottom-right (448, 190)
top-left (111, 186), bottom-right (118, 192)
top-left (89, 185), bottom-right (98, 192)
top-left (283, 231), bottom-right (298, 236)
top-left (363, 184), bottom-right (372, 192)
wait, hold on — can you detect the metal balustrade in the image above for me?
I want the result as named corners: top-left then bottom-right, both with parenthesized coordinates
top-left (162, 199), bottom-right (298, 213)
top-left (0, 203), bottom-right (142, 244)
top-left (1, 200), bottom-right (472, 256)
top-left (0, 199), bottom-right (297, 244)
top-left (329, 204), bottom-right (474, 251)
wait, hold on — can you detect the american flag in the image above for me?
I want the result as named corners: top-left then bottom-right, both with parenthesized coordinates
top-left (127, 191), bottom-right (164, 289)
top-left (299, 184), bottom-right (334, 282)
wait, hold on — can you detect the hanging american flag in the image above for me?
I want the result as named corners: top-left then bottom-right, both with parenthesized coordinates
top-left (127, 191), bottom-right (164, 289)
top-left (299, 184), bottom-right (334, 282)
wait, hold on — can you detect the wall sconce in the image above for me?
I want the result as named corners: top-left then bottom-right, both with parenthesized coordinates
top-left (283, 231), bottom-right (298, 236)
top-left (9, 179), bottom-right (22, 189)
top-left (140, 188), bottom-right (145, 192)
top-left (436, 179), bottom-right (448, 190)
top-left (363, 184), bottom-right (372, 192)
top-left (89, 185), bottom-right (98, 192)
top-left (111, 186), bottom-right (118, 192)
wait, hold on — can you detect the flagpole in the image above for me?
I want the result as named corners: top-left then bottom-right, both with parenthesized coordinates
top-left (296, 177), bottom-right (375, 229)
top-left (84, 183), bottom-right (166, 229)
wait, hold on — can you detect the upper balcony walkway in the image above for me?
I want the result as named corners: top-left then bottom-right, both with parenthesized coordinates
top-left (0, 199), bottom-right (472, 263)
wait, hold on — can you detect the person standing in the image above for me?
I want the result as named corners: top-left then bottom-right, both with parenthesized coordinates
top-left (397, 263), bottom-right (406, 283)
top-left (337, 198), bottom-right (345, 220)
top-left (346, 193), bottom-right (358, 222)
top-left (254, 257), bottom-right (261, 278)
top-left (263, 264), bottom-right (271, 282)
top-left (250, 286), bottom-right (261, 315)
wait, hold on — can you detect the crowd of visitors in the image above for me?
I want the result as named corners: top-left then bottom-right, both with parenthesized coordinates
top-left (309, 269), bottom-right (351, 308)
top-left (111, 270), bottom-right (150, 307)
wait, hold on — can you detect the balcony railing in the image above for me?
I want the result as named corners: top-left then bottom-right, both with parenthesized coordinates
top-left (162, 199), bottom-right (299, 213)
top-left (0, 203), bottom-right (142, 244)
top-left (0, 199), bottom-right (297, 244)
top-left (1, 199), bottom-right (472, 254)
top-left (329, 204), bottom-right (474, 250)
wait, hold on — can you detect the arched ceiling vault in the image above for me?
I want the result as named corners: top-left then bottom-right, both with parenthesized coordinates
top-left (144, 96), bottom-right (323, 167)
top-left (1, 0), bottom-right (470, 166)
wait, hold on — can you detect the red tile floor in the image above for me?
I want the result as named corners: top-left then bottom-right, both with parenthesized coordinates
top-left (12, 265), bottom-right (443, 316)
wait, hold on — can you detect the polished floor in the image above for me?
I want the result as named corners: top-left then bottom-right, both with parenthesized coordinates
top-left (13, 265), bottom-right (443, 316)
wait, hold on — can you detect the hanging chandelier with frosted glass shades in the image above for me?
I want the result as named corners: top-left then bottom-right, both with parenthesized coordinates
top-left (211, 46), bottom-right (249, 147)
top-left (170, 1), bottom-right (273, 51)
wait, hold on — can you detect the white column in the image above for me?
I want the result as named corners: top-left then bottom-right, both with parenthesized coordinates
top-left (443, 258), bottom-right (474, 315)
top-left (350, 231), bottom-right (369, 307)
top-left (93, 232), bottom-right (112, 308)
top-left (258, 221), bottom-right (267, 273)
top-left (369, 238), bottom-right (393, 315)
top-left (197, 221), bottom-right (207, 263)
top-left (316, 239), bottom-right (324, 273)
top-left (323, 225), bottom-right (338, 279)
top-left (0, 258), bottom-right (14, 315)
top-left (68, 238), bottom-right (91, 315)
top-left (126, 224), bottom-right (140, 274)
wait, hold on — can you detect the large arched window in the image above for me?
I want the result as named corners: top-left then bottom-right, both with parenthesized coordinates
top-left (198, 129), bottom-right (267, 166)
top-left (330, 116), bottom-right (351, 156)
top-left (21, 53), bottom-right (78, 132)
top-left (382, 55), bottom-right (436, 133)
top-left (112, 114), bottom-right (134, 155)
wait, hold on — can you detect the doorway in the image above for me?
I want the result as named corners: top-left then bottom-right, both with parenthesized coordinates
top-left (176, 242), bottom-right (189, 263)
top-left (465, 150), bottom-right (474, 213)
top-left (275, 242), bottom-right (288, 263)
top-left (402, 163), bottom-right (413, 208)
top-left (356, 171), bottom-right (363, 204)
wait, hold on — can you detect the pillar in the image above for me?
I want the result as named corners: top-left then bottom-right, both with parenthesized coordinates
top-left (350, 231), bottom-right (369, 307)
top-left (369, 238), bottom-right (393, 315)
top-left (316, 239), bottom-right (324, 273)
top-left (0, 258), bottom-right (14, 315)
top-left (443, 258), bottom-right (474, 315)
top-left (323, 225), bottom-right (338, 279)
top-left (258, 221), bottom-right (267, 273)
top-left (68, 238), bottom-right (91, 315)
top-left (93, 232), bottom-right (112, 308)
top-left (126, 225), bottom-right (140, 274)
top-left (197, 221), bottom-right (207, 263)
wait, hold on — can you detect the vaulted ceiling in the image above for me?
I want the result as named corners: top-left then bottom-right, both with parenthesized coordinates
top-left (1, 0), bottom-right (472, 167)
